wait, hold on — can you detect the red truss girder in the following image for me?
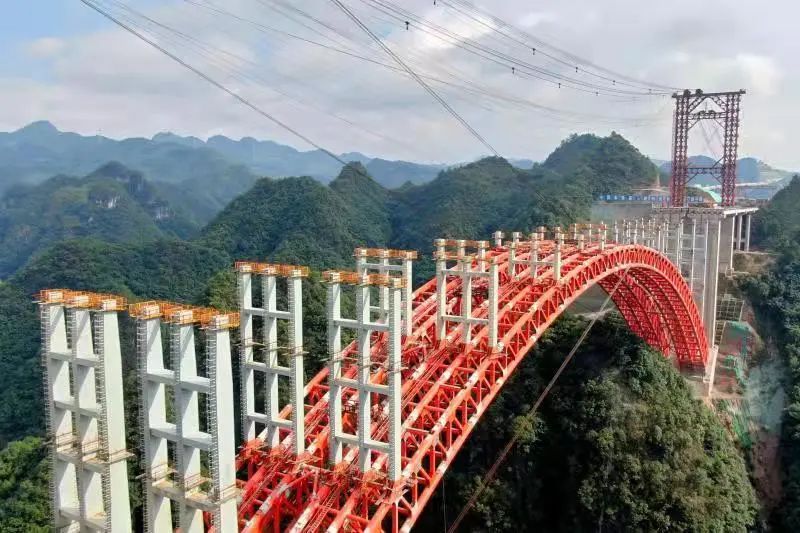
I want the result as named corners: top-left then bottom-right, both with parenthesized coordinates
top-left (235, 241), bottom-right (708, 532)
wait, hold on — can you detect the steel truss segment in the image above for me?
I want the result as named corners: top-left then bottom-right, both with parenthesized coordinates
top-left (236, 242), bottom-right (707, 532)
top-left (670, 89), bottom-right (744, 207)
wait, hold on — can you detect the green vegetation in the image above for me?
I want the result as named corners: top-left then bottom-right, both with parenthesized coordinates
top-left (752, 174), bottom-right (800, 248)
top-left (0, 284), bottom-right (40, 445)
top-left (200, 171), bottom-right (388, 268)
top-left (0, 437), bottom-right (49, 532)
top-left (11, 238), bottom-right (229, 302)
top-left (542, 132), bottom-right (659, 193)
top-left (418, 316), bottom-right (758, 531)
top-left (392, 157), bottom-right (585, 253)
top-left (0, 162), bottom-right (197, 277)
top-left (743, 252), bottom-right (800, 529)
top-left (0, 130), bottom-right (761, 530)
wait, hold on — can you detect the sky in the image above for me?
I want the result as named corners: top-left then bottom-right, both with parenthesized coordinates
top-left (1, 0), bottom-right (797, 169)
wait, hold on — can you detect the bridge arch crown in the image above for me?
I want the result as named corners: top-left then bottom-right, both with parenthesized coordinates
top-left (550, 244), bottom-right (708, 369)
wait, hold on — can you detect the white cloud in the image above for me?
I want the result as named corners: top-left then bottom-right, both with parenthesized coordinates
top-left (24, 37), bottom-right (65, 59)
top-left (3, 0), bottom-right (800, 169)
top-left (518, 11), bottom-right (557, 28)
top-left (736, 54), bottom-right (782, 96)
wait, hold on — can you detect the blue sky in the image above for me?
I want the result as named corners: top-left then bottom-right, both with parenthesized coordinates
top-left (2, 0), bottom-right (798, 169)
top-left (1, 3), bottom-right (97, 77)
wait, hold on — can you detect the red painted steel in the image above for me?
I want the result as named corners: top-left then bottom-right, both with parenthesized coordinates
top-left (669, 89), bottom-right (744, 207)
top-left (235, 239), bottom-right (708, 532)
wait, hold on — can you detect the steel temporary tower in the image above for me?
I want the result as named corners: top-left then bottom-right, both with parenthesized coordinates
top-left (670, 89), bottom-right (745, 207)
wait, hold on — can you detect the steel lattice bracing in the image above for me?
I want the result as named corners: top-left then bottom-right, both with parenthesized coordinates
top-left (235, 236), bottom-right (707, 532)
top-left (669, 89), bottom-right (745, 207)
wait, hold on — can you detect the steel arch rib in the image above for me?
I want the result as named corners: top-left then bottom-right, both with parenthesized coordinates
top-left (236, 242), bottom-right (708, 532)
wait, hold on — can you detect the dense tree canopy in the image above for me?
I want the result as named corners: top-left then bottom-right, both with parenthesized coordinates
top-left (0, 437), bottom-right (49, 532)
top-left (418, 316), bottom-right (759, 532)
top-left (744, 257), bottom-right (800, 529)
top-left (752, 174), bottom-right (800, 249)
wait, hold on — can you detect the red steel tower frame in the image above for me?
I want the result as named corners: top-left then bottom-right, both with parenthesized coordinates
top-left (670, 89), bottom-right (745, 207)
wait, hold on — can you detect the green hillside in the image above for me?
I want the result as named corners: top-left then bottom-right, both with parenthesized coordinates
top-left (200, 168), bottom-right (389, 268)
top-left (752, 174), bottom-right (800, 249)
top-left (0, 163), bottom-right (198, 278)
top-left (202, 154), bottom-right (599, 276)
top-left (392, 157), bottom-right (585, 252)
top-left (543, 132), bottom-right (659, 193)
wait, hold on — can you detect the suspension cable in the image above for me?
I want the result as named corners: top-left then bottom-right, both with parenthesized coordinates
top-left (329, 0), bottom-right (499, 156)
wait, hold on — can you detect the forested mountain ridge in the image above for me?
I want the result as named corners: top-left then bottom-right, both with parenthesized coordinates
top-left (0, 121), bottom-right (258, 197)
top-left (201, 135), bottom-right (642, 274)
top-left (0, 162), bottom-right (197, 277)
top-left (543, 132), bottom-right (659, 192)
top-left (0, 121), bottom-right (444, 195)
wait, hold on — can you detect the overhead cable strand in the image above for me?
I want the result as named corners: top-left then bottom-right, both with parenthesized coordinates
top-left (329, 0), bottom-right (499, 156)
top-left (440, 0), bottom-right (665, 92)
top-left (447, 0), bottom-right (679, 91)
top-left (108, 0), bottom-right (427, 157)
top-left (359, 0), bottom-right (665, 97)
top-left (446, 266), bottom-right (631, 532)
top-left (185, 0), bottom-right (668, 125)
top-left (80, 0), bottom-right (353, 169)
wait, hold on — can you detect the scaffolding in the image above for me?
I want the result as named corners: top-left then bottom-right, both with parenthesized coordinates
top-left (323, 270), bottom-right (404, 480)
top-left (714, 320), bottom-right (753, 388)
top-left (717, 293), bottom-right (744, 322)
top-left (38, 289), bottom-right (132, 532)
top-left (236, 261), bottom-right (309, 453)
top-left (434, 239), bottom-right (499, 348)
top-left (717, 398), bottom-right (754, 449)
top-left (130, 301), bottom-right (239, 533)
top-left (354, 248), bottom-right (417, 336)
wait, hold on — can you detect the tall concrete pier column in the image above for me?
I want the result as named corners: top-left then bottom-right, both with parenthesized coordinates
top-left (39, 290), bottom-right (132, 532)
top-left (745, 214), bottom-right (752, 251)
top-left (323, 270), bottom-right (406, 478)
top-left (719, 215), bottom-right (736, 274)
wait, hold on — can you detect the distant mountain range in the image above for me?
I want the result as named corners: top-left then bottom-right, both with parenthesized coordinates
top-left (655, 155), bottom-right (796, 186)
top-left (0, 131), bottom-right (655, 280)
top-left (0, 121), bottom-right (537, 201)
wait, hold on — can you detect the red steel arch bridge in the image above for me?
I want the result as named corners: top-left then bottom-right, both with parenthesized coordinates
top-left (233, 226), bottom-right (707, 533)
top-left (43, 217), bottom-right (761, 533)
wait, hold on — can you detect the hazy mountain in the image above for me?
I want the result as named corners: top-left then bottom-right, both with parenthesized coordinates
top-left (0, 121), bottom-right (254, 186)
top-left (658, 156), bottom-right (795, 185)
top-left (0, 122), bottom-right (541, 202)
top-left (0, 162), bottom-right (196, 277)
top-left (364, 158), bottom-right (447, 189)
